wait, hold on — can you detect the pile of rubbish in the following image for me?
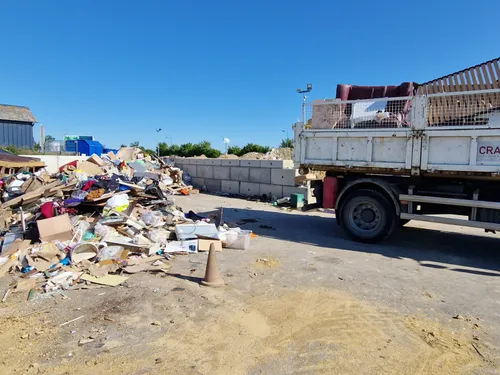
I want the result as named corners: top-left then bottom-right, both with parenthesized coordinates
top-left (0, 147), bottom-right (252, 299)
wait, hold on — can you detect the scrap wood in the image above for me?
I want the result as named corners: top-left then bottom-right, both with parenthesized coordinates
top-left (60, 315), bottom-right (85, 327)
top-left (21, 177), bottom-right (44, 194)
top-left (1, 288), bottom-right (10, 302)
top-left (1, 180), bottom-right (62, 208)
top-left (110, 209), bottom-right (150, 230)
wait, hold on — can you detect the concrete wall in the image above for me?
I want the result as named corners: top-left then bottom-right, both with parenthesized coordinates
top-left (174, 157), bottom-right (306, 198)
top-left (21, 155), bottom-right (87, 174)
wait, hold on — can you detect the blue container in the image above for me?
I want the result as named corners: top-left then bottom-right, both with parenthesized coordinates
top-left (65, 139), bottom-right (105, 155)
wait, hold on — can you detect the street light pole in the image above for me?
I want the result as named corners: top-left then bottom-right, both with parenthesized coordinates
top-left (297, 84), bottom-right (312, 125)
top-left (282, 129), bottom-right (289, 141)
top-left (156, 128), bottom-right (162, 156)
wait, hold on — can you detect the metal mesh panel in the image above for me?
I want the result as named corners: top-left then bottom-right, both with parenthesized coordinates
top-left (426, 89), bottom-right (500, 127)
top-left (306, 96), bottom-right (413, 130)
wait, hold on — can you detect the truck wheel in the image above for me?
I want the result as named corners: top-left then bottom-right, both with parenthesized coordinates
top-left (340, 189), bottom-right (397, 243)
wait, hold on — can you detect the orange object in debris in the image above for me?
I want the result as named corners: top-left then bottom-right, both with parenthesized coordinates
top-left (250, 233), bottom-right (258, 238)
top-left (180, 188), bottom-right (190, 195)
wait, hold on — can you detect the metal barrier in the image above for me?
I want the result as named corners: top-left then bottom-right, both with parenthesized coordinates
top-left (306, 96), bottom-right (413, 130)
top-left (304, 88), bottom-right (500, 131)
top-left (426, 89), bottom-right (500, 128)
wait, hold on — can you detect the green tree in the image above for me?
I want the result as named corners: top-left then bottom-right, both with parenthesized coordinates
top-left (227, 145), bottom-right (242, 156)
top-left (120, 144), bottom-right (126, 148)
top-left (158, 142), bottom-right (169, 156)
top-left (178, 142), bottom-right (194, 157)
top-left (168, 144), bottom-right (181, 156)
top-left (45, 135), bottom-right (55, 141)
top-left (280, 138), bottom-right (294, 148)
top-left (240, 143), bottom-right (271, 155)
top-left (130, 141), bottom-right (140, 147)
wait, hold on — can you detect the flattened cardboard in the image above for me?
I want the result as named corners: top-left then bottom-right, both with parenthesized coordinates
top-left (198, 239), bottom-right (222, 252)
top-left (87, 154), bottom-right (105, 167)
top-left (37, 214), bottom-right (73, 242)
top-left (81, 274), bottom-right (128, 286)
top-left (77, 161), bottom-right (103, 176)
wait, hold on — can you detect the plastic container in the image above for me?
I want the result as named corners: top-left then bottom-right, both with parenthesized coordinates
top-left (226, 230), bottom-right (252, 250)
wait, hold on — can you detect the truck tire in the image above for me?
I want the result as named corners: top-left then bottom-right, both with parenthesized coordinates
top-left (339, 189), bottom-right (397, 243)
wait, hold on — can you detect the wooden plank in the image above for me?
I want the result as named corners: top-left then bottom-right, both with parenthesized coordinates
top-left (475, 66), bottom-right (487, 89)
top-left (468, 69), bottom-right (478, 90)
top-left (400, 213), bottom-right (500, 231)
top-left (486, 62), bottom-right (498, 88)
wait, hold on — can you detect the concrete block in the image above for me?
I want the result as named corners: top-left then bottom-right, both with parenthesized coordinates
top-left (191, 178), bottom-right (205, 188)
top-left (240, 182), bottom-right (260, 196)
top-left (249, 168), bottom-right (271, 184)
top-left (283, 186), bottom-right (308, 197)
top-left (260, 159), bottom-right (294, 169)
top-left (221, 180), bottom-right (240, 194)
top-left (205, 159), bottom-right (222, 166)
top-left (221, 159), bottom-right (240, 166)
top-left (230, 167), bottom-right (249, 182)
top-left (191, 158), bottom-right (206, 165)
top-left (204, 179), bottom-right (221, 191)
top-left (197, 165), bottom-right (214, 179)
top-left (185, 165), bottom-right (197, 177)
top-left (259, 184), bottom-right (283, 198)
top-left (271, 168), bottom-right (298, 186)
top-left (183, 159), bottom-right (193, 165)
top-left (213, 166), bottom-right (230, 180)
top-left (239, 159), bottom-right (261, 167)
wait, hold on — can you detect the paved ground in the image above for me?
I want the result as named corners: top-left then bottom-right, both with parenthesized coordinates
top-left (0, 193), bottom-right (499, 374)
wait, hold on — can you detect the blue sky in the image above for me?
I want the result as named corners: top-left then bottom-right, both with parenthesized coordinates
top-left (1, 0), bottom-right (498, 150)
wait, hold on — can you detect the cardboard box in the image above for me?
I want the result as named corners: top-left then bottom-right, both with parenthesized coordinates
top-left (77, 161), bottom-right (103, 176)
top-left (37, 214), bottom-right (74, 242)
top-left (87, 154), bottom-right (105, 167)
top-left (198, 239), bottom-right (222, 252)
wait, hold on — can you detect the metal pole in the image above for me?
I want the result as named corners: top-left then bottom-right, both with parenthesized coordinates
top-left (302, 94), bottom-right (306, 124)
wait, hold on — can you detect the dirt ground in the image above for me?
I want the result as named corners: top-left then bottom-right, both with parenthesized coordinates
top-left (1, 193), bottom-right (499, 374)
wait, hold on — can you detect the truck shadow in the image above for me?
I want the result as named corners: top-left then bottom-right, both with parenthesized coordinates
top-left (198, 206), bottom-right (500, 277)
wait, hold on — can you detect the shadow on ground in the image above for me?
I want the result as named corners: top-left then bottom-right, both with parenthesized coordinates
top-left (198, 206), bottom-right (500, 277)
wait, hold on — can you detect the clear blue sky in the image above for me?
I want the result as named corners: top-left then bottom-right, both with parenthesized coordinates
top-left (1, 0), bottom-right (498, 150)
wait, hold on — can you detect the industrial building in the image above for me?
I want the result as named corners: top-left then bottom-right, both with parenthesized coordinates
top-left (0, 104), bottom-right (36, 148)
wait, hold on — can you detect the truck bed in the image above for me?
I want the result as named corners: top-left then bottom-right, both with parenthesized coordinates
top-left (294, 89), bottom-right (500, 179)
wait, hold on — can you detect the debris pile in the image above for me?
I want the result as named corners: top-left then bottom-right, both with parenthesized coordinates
top-left (216, 148), bottom-right (294, 160)
top-left (0, 147), bottom-right (253, 300)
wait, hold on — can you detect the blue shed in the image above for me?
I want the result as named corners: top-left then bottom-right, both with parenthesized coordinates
top-left (0, 104), bottom-right (36, 149)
